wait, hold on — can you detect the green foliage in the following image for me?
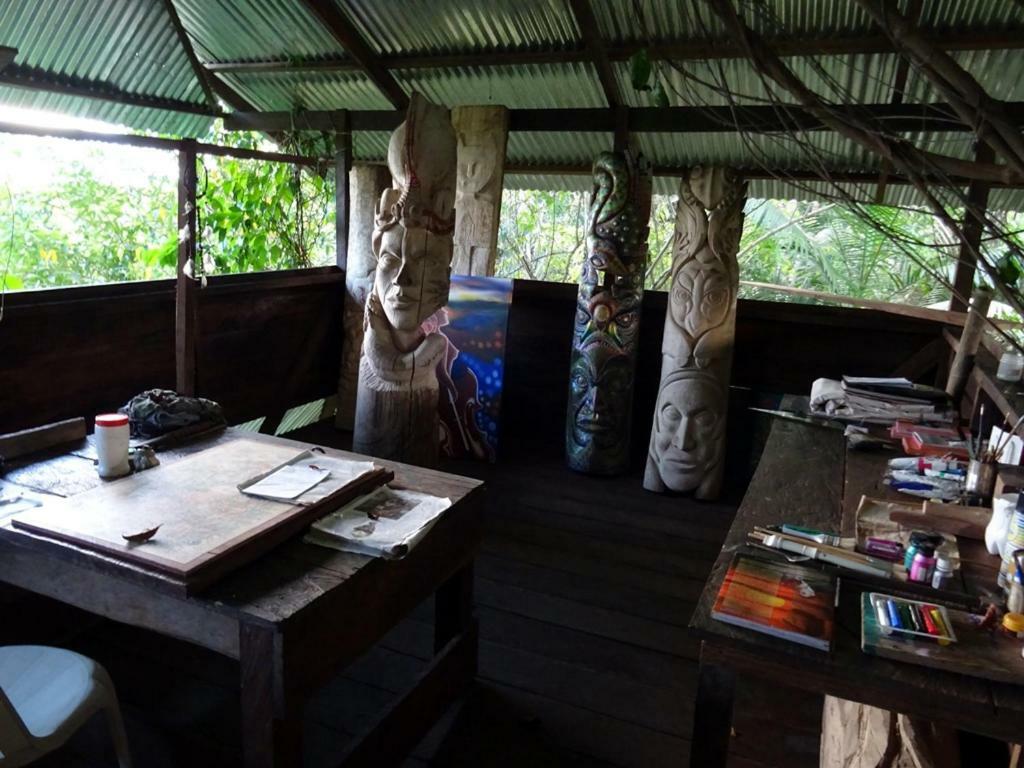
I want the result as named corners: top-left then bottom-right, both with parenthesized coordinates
top-left (495, 190), bottom-right (953, 308)
top-left (0, 161), bottom-right (176, 289)
top-left (629, 50), bottom-right (653, 91)
top-left (0, 122), bottom-right (334, 291)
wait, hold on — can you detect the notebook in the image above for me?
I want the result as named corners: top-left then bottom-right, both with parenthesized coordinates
top-left (712, 553), bottom-right (836, 651)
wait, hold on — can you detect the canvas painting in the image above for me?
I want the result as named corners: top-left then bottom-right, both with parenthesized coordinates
top-left (437, 275), bottom-right (513, 462)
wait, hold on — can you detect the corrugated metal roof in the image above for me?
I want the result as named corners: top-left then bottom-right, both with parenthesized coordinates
top-left (174, 0), bottom-right (343, 63)
top-left (340, 0), bottom-right (579, 55)
top-left (0, 0), bottom-right (212, 135)
top-left (395, 62), bottom-right (606, 109)
top-left (1, 0), bottom-right (1023, 209)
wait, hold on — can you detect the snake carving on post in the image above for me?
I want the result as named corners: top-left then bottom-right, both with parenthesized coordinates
top-left (565, 150), bottom-right (652, 476)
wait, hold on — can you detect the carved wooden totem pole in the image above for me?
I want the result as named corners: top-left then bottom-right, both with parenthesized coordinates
top-left (352, 93), bottom-right (457, 466)
top-left (644, 167), bottom-right (746, 499)
top-left (566, 150), bottom-right (652, 475)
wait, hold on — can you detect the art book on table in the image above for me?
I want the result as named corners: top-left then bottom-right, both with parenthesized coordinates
top-left (712, 553), bottom-right (836, 651)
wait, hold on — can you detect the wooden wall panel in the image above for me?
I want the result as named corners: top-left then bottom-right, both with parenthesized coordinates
top-left (0, 282), bottom-right (176, 434)
top-left (500, 279), bottom-right (947, 466)
top-left (195, 269), bottom-right (344, 424)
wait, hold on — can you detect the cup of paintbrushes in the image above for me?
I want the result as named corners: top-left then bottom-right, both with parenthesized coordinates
top-left (965, 458), bottom-right (997, 502)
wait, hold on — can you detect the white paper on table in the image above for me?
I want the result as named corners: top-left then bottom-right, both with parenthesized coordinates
top-left (305, 486), bottom-right (451, 559)
top-left (240, 464), bottom-right (330, 501)
top-left (238, 451), bottom-right (378, 504)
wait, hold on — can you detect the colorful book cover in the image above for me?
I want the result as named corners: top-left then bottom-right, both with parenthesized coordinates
top-left (712, 553), bottom-right (836, 651)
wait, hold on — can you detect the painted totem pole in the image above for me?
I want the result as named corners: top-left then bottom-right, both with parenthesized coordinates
top-left (352, 93), bottom-right (457, 466)
top-left (566, 150), bottom-right (652, 475)
top-left (644, 167), bottom-right (746, 499)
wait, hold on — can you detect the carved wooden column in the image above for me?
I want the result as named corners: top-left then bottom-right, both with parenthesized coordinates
top-left (566, 150), bottom-right (652, 476)
top-left (352, 93), bottom-right (457, 466)
top-left (336, 163), bottom-right (391, 429)
top-left (451, 105), bottom-right (509, 276)
top-left (644, 167), bottom-right (746, 500)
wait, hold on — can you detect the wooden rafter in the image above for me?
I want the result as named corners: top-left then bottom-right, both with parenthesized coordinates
top-left (202, 28), bottom-right (1024, 75)
top-left (0, 63), bottom-right (216, 117)
top-left (161, 0), bottom-right (216, 108)
top-left (225, 101), bottom-right (1024, 136)
top-left (566, 0), bottom-right (621, 108)
top-left (298, 0), bottom-right (408, 110)
top-left (950, 144), bottom-right (995, 312)
top-left (160, 0), bottom-right (260, 113)
top-left (0, 47), bottom-right (15, 73)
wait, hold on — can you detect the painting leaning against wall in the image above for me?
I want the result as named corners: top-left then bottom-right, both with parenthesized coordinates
top-left (437, 275), bottom-right (513, 462)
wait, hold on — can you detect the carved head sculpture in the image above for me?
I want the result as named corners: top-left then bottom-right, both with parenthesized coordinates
top-left (648, 368), bottom-right (726, 493)
top-left (567, 345), bottom-right (633, 471)
top-left (565, 149), bottom-right (652, 476)
top-left (372, 93), bottom-right (457, 332)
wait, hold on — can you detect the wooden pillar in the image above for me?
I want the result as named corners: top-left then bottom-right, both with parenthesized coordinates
top-left (946, 285), bottom-right (992, 402)
top-left (644, 167), bottom-right (747, 501)
top-left (336, 163), bottom-right (390, 430)
top-left (950, 143), bottom-right (994, 312)
top-left (334, 110), bottom-right (352, 269)
top-left (451, 105), bottom-right (509, 277)
top-left (175, 139), bottom-right (198, 396)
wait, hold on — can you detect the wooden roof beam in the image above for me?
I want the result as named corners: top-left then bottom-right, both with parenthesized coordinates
top-left (226, 101), bottom-right (1023, 135)
top-left (566, 0), bottom-right (622, 109)
top-left (203, 28), bottom-right (1024, 75)
top-left (298, 0), bottom-right (408, 110)
top-left (0, 47), bottom-right (16, 73)
top-left (161, 0), bottom-right (261, 114)
top-left (0, 63), bottom-right (217, 117)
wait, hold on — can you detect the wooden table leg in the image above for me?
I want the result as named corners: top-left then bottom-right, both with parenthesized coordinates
top-left (434, 563), bottom-right (475, 655)
top-left (239, 622), bottom-right (302, 768)
top-left (688, 651), bottom-right (736, 768)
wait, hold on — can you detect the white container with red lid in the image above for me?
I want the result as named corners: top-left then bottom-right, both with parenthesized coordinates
top-left (95, 413), bottom-right (130, 478)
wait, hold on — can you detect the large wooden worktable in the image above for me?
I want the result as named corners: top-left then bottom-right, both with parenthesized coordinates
top-left (688, 419), bottom-right (1024, 766)
top-left (0, 428), bottom-right (484, 768)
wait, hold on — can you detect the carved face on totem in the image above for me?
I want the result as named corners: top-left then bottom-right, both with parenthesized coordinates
top-left (567, 347), bottom-right (632, 470)
top-left (669, 256), bottom-right (733, 341)
top-left (371, 94), bottom-right (456, 333)
top-left (649, 369), bottom-right (725, 492)
top-left (565, 150), bottom-right (652, 475)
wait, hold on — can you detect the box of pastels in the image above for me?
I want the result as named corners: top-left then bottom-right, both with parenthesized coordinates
top-left (865, 592), bottom-right (957, 644)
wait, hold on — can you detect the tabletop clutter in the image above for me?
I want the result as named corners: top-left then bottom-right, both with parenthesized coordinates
top-left (714, 375), bottom-right (1024, 684)
top-left (0, 390), bottom-right (454, 596)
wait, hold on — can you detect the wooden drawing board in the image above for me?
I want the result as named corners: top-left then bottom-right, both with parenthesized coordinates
top-left (7, 433), bottom-right (390, 593)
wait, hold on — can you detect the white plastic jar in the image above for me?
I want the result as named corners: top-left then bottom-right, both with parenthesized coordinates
top-left (997, 350), bottom-right (1024, 382)
top-left (95, 413), bottom-right (130, 478)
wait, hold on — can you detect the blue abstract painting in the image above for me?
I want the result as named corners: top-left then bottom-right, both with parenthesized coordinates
top-left (437, 275), bottom-right (513, 462)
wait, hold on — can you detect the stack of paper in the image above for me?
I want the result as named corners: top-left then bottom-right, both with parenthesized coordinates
top-left (810, 377), bottom-right (952, 425)
top-left (305, 486), bottom-right (451, 559)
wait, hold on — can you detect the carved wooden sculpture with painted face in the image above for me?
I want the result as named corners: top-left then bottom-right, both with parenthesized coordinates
top-left (566, 150), bottom-right (652, 475)
top-left (353, 93), bottom-right (457, 466)
top-left (644, 166), bottom-right (746, 499)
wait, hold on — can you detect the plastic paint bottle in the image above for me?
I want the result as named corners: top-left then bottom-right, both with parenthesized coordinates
top-left (910, 545), bottom-right (936, 583)
top-left (931, 554), bottom-right (954, 590)
top-left (94, 413), bottom-right (131, 479)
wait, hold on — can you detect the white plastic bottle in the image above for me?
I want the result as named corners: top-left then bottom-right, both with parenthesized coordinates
top-left (95, 413), bottom-right (130, 479)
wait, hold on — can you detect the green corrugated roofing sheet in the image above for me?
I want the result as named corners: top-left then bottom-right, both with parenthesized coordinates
top-left (1, 0), bottom-right (1023, 208)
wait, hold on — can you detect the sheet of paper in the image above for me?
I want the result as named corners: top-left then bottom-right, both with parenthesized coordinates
top-left (241, 464), bottom-right (330, 501)
top-left (305, 486), bottom-right (451, 559)
top-left (991, 426), bottom-right (1024, 465)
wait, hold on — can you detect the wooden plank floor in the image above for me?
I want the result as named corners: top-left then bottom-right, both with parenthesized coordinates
top-left (8, 421), bottom-right (823, 768)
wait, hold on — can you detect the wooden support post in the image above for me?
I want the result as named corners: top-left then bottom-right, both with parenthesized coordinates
top-left (688, 656), bottom-right (736, 768)
top-left (336, 164), bottom-right (390, 430)
top-left (613, 105), bottom-right (629, 154)
top-left (950, 143), bottom-right (994, 312)
top-left (175, 139), bottom-right (198, 396)
top-left (334, 110), bottom-right (352, 269)
top-left (946, 285), bottom-right (993, 402)
top-left (451, 105), bottom-right (509, 277)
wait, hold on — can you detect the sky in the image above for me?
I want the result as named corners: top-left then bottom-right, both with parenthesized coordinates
top-left (0, 106), bottom-right (177, 193)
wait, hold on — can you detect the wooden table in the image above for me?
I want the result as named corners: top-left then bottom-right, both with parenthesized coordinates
top-left (0, 429), bottom-right (484, 768)
top-left (688, 419), bottom-right (1024, 767)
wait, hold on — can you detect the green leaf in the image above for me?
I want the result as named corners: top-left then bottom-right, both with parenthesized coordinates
top-left (997, 251), bottom-right (1022, 288)
top-left (629, 49), bottom-right (652, 92)
top-left (652, 81), bottom-right (670, 108)
top-left (1, 273), bottom-right (23, 290)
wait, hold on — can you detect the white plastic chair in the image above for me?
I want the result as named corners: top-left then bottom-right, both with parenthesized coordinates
top-left (0, 645), bottom-right (131, 767)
